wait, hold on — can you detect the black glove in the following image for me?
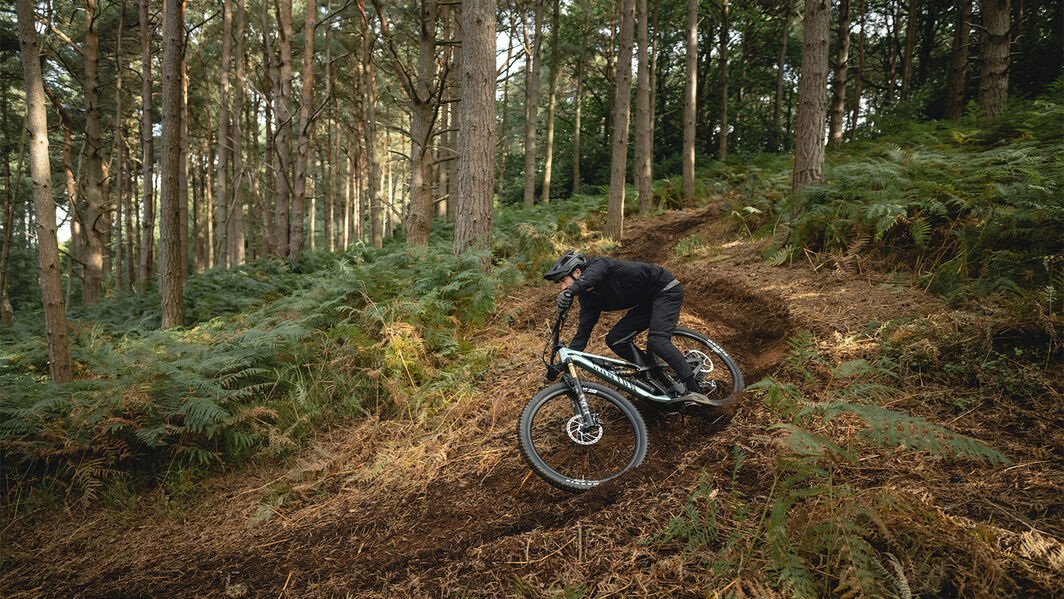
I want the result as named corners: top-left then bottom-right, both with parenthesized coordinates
top-left (556, 289), bottom-right (574, 312)
top-left (545, 364), bottom-right (562, 381)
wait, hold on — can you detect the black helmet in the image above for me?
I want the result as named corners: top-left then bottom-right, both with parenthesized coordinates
top-left (543, 250), bottom-right (586, 282)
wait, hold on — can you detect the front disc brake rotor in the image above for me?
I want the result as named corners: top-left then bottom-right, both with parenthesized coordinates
top-left (566, 415), bottom-right (604, 445)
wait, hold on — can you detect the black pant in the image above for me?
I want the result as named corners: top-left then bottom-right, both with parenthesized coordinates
top-left (604, 284), bottom-right (692, 382)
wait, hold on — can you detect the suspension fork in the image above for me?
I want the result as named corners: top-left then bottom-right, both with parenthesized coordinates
top-left (561, 360), bottom-right (595, 425)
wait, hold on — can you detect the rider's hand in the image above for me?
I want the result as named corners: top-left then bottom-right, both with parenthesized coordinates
top-left (545, 365), bottom-right (561, 381)
top-left (556, 289), bottom-right (574, 312)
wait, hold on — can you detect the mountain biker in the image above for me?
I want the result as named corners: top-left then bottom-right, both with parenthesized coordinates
top-left (544, 250), bottom-right (712, 406)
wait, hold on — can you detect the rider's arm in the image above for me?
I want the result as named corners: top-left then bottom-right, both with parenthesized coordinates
top-left (568, 303), bottom-right (601, 351)
top-left (567, 258), bottom-right (610, 296)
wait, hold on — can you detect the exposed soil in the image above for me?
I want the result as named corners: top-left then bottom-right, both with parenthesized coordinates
top-left (3, 206), bottom-right (1061, 598)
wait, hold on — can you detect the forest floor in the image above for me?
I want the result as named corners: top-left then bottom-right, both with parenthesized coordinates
top-left (3, 205), bottom-right (1062, 598)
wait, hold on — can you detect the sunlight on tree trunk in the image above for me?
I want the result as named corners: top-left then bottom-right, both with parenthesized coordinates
top-left (16, 0), bottom-right (73, 382)
top-left (453, 0), bottom-right (496, 267)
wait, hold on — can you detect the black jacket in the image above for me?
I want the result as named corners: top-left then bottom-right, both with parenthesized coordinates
top-left (568, 257), bottom-right (675, 351)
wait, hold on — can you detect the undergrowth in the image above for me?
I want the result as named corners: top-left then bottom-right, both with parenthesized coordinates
top-left (648, 330), bottom-right (1009, 598)
top-left (719, 89), bottom-right (1064, 320)
top-left (0, 196), bottom-right (608, 506)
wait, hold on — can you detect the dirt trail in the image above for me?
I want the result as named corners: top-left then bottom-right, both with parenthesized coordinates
top-left (7, 206), bottom-right (1050, 598)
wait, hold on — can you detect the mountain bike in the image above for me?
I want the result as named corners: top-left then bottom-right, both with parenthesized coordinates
top-left (518, 307), bottom-right (743, 492)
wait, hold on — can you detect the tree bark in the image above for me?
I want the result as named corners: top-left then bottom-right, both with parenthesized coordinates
top-left (82, 0), bottom-right (107, 304)
top-left (453, 0), bottom-right (496, 265)
top-left (571, 10), bottom-right (589, 195)
top-left (849, 0), bottom-right (866, 136)
top-left (944, 0), bottom-right (972, 120)
top-left (290, 0), bottom-right (316, 259)
top-left (792, 0), bottom-right (830, 193)
top-left (606, 0), bottom-right (635, 240)
top-left (407, 0), bottom-right (439, 245)
top-left (139, 0), bottom-right (155, 285)
top-left (901, 0), bottom-right (918, 100)
top-left (771, 0), bottom-right (795, 152)
top-left (159, 0), bottom-right (185, 328)
top-left (977, 0), bottom-right (1010, 117)
top-left (273, 0), bottom-right (294, 255)
top-left (634, 0), bottom-right (652, 213)
top-left (682, 0), bottom-right (697, 200)
top-left (113, 4), bottom-right (127, 291)
top-left (828, 0), bottom-right (851, 145)
top-left (522, 0), bottom-right (543, 207)
top-left (16, 0), bottom-right (73, 382)
top-left (539, 0), bottom-right (560, 205)
top-left (360, 0), bottom-right (384, 249)
top-left (1, 96), bottom-right (18, 324)
top-left (497, 10), bottom-right (515, 198)
top-left (718, 0), bottom-right (729, 161)
top-left (214, 0), bottom-right (233, 267)
top-left (229, 0), bottom-right (246, 265)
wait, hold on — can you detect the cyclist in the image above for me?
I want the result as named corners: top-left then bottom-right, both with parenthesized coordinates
top-left (544, 250), bottom-right (712, 406)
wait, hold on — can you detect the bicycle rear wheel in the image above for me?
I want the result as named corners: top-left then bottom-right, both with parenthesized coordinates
top-left (653, 326), bottom-right (743, 406)
top-left (518, 381), bottom-right (647, 493)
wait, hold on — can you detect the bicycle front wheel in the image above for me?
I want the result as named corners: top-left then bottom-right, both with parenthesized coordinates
top-left (518, 381), bottom-right (647, 493)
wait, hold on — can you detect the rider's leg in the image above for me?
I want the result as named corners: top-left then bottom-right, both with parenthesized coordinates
top-left (605, 305), bottom-right (651, 366)
top-left (645, 285), bottom-right (699, 392)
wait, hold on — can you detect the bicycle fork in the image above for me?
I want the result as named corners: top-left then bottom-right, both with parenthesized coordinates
top-left (562, 361), bottom-right (597, 430)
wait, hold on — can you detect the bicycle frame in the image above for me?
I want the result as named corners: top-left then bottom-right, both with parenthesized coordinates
top-left (557, 347), bottom-right (674, 404)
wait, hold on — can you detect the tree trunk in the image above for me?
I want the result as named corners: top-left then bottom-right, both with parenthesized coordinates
top-left (360, 0), bottom-right (384, 249)
top-left (885, 3), bottom-right (899, 106)
top-left (634, 0), bottom-right (652, 213)
top-left (497, 10), bottom-right (515, 198)
top-left (214, 0), bottom-right (233, 267)
top-left (290, 0), bottom-right (316, 259)
top-left (16, 0), bottom-right (73, 382)
top-left (522, 0), bottom-right (543, 207)
top-left (82, 0), bottom-right (106, 304)
top-left (230, 0), bottom-right (246, 265)
top-left (771, 0), bottom-right (795, 152)
top-left (193, 153), bottom-right (206, 272)
top-left (159, 0), bottom-right (185, 328)
top-left (944, 0), bottom-right (972, 120)
top-left (606, 0), bottom-right (636, 239)
top-left (571, 10), bottom-right (589, 195)
top-left (179, 52), bottom-right (189, 281)
top-left (977, 0), bottom-right (1010, 117)
top-left (539, 0), bottom-right (560, 205)
top-left (901, 0), bottom-right (918, 100)
top-left (828, 0), bottom-right (851, 145)
top-left (323, 8), bottom-right (334, 252)
top-left (718, 0), bottom-right (729, 161)
top-left (406, 0), bottom-right (439, 246)
top-left (139, 0), bottom-right (155, 285)
top-left (682, 0), bottom-right (697, 200)
top-left (113, 4), bottom-right (127, 291)
top-left (792, 0), bottom-right (830, 193)
top-left (849, 0), bottom-right (867, 136)
top-left (273, 0), bottom-right (294, 256)
top-left (1, 97), bottom-right (20, 324)
top-left (453, 0), bottom-right (496, 264)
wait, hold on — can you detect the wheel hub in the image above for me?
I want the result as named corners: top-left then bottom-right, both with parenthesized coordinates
top-left (567, 415), bottom-right (604, 445)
